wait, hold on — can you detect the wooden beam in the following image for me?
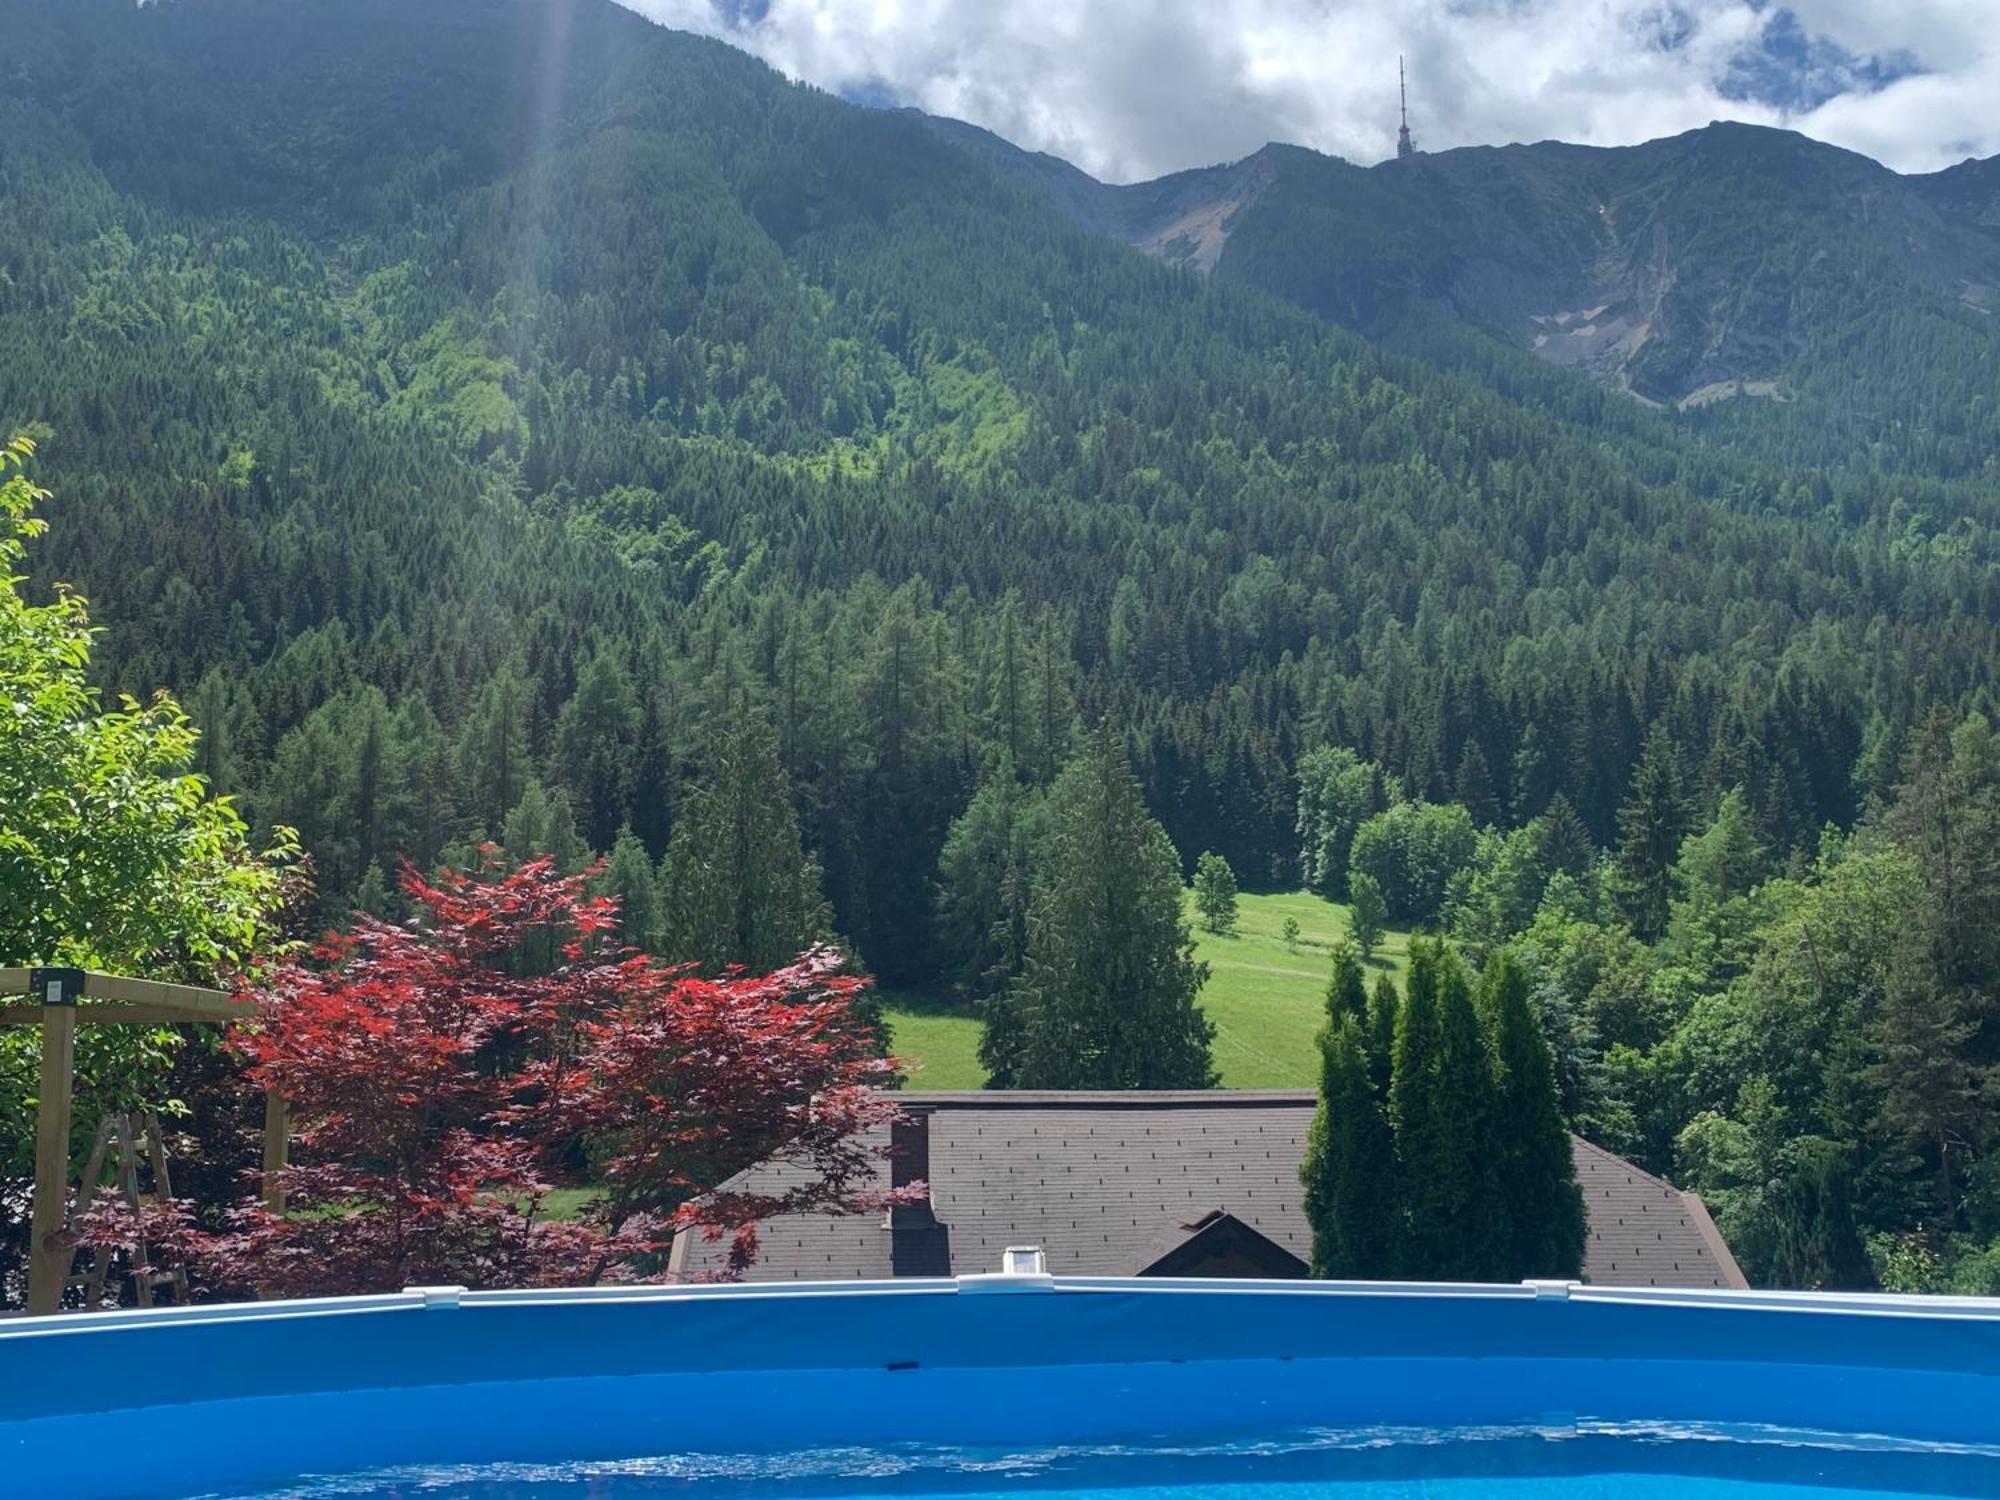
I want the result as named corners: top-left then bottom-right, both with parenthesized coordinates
top-left (0, 998), bottom-right (256, 1028)
top-left (261, 1089), bottom-right (290, 1214)
top-left (78, 971), bottom-right (236, 1015)
top-left (27, 1005), bottom-right (77, 1316)
top-left (0, 969), bottom-right (241, 1024)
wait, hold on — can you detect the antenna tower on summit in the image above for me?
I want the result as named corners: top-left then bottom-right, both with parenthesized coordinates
top-left (1397, 56), bottom-right (1417, 160)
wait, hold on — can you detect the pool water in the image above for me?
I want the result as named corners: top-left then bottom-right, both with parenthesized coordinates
top-left (199, 1426), bottom-right (2000, 1500)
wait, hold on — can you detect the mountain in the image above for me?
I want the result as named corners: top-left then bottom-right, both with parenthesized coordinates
top-left (0, 0), bottom-right (1995, 984)
top-left (941, 117), bottom-right (2000, 474)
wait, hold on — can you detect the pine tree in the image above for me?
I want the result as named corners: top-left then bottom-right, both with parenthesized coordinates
top-left (992, 728), bottom-right (1215, 1089)
top-left (1611, 726), bottom-right (1687, 941)
top-left (1479, 950), bottom-right (1585, 1279)
top-left (659, 724), bottom-right (831, 974)
top-left (1192, 850), bottom-right (1239, 934)
top-left (1301, 1011), bottom-right (1398, 1278)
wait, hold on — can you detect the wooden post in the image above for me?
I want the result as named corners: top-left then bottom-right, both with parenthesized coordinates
top-left (261, 1089), bottom-right (289, 1214)
top-left (27, 1001), bottom-right (78, 1316)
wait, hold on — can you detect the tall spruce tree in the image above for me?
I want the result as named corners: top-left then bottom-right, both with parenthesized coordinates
top-left (989, 728), bottom-right (1215, 1089)
top-left (1479, 950), bottom-right (1586, 1279)
top-left (659, 724), bottom-right (831, 973)
top-left (1611, 727), bottom-right (1687, 941)
top-left (600, 824), bottom-right (661, 951)
top-left (1390, 940), bottom-right (1505, 1279)
top-left (934, 760), bottom-right (1046, 1003)
top-left (1301, 1011), bottom-right (1398, 1277)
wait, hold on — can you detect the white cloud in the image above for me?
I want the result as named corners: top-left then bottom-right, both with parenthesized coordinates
top-left (614, 0), bottom-right (1999, 182)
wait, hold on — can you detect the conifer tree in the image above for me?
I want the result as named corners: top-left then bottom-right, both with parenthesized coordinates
top-left (935, 761), bottom-right (1045, 1002)
top-left (1366, 973), bottom-right (1400, 1095)
top-left (659, 724), bottom-right (831, 974)
top-left (1454, 742), bottom-right (1501, 829)
top-left (1193, 850), bottom-right (1239, 934)
top-left (502, 782), bottom-right (586, 871)
top-left (554, 653), bottom-right (639, 853)
top-left (1390, 940), bottom-right (1504, 1279)
top-left (601, 824), bottom-right (660, 950)
top-left (990, 728), bottom-right (1215, 1089)
top-left (1534, 794), bottom-right (1597, 881)
top-left (1479, 950), bottom-right (1585, 1279)
top-left (1326, 940), bottom-right (1368, 1027)
top-left (1612, 726), bottom-right (1687, 941)
top-left (455, 661), bottom-right (535, 835)
top-left (1301, 1011), bottom-right (1398, 1278)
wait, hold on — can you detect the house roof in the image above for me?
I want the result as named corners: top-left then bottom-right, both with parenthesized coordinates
top-left (671, 1090), bottom-right (1747, 1290)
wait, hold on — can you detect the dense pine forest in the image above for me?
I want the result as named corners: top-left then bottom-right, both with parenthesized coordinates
top-left (4, 0), bottom-right (2000, 1292)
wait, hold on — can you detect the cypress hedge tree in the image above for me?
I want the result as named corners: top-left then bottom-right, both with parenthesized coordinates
top-left (1479, 949), bottom-right (1585, 1279)
top-left (1326, 941), bottom-right (1369, 1028)
top-left (1301, 1011), bottom-right (1398, 1277)
top-left (988, 727), bottom-right (1215, 1089)
top-left (1389, 940), bottom-right (1505, 1279)
top-left (1366, 972), bottom-right (1400, 1095)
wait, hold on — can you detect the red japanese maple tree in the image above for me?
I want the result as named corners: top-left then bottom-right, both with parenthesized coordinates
top-left (199, 856), bottom-right (900, 1298)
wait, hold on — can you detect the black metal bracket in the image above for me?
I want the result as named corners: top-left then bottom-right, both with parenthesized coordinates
top-left (28, 967), bottom-right (86, 1007)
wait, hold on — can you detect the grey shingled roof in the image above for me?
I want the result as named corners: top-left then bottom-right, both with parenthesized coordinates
top-left (673, 1091), bottom-right (1747, 1290)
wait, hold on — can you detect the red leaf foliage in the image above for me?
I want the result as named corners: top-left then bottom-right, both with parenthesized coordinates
top-left (196, 855), bottom-right (900, 1298)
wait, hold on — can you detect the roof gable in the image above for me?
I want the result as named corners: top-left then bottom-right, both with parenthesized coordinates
top-left (1136, 1208), bottom-right (1312, 1279)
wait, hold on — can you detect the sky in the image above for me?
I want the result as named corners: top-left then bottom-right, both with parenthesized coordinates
top-left (612, 1), bottom-right (1998, 184)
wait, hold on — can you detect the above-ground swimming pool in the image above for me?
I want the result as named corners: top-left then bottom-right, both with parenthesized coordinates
top-left (6, 1274), bottom-right (2000, 1499)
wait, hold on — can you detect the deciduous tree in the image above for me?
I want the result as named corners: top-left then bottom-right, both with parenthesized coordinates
top-left (202, 859), bottom-right (896, 1296)
top-left (1193, 851), bottom-right (1239, 935)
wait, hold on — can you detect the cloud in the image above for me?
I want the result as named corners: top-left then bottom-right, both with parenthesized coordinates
top-left (613, 1), bottom-right (1998, 183)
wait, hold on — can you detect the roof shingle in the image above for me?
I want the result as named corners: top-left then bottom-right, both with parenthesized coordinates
top-left (673, 1091), bottom-right (1747, 1290)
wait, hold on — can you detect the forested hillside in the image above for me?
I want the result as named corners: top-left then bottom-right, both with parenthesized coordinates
top-left (944, 112), bottom-right (2000, 480)
top-left (1, 0), bottom-right (1992, 956)
top-left (4, 0), bottom-right (2000, 1287)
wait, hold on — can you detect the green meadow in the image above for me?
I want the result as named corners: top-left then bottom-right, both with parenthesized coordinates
top-left (883, 890), bottom-right (1409, 1091)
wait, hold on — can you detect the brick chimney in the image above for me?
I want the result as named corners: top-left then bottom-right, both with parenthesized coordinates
top-left (890, 1106), bottom-right (935, 1216)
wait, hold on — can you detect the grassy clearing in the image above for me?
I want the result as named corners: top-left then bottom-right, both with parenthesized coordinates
top-left (882, 890), bottom-right (1409, 1092)
top-left (880, 991), bottom-right (990, 1090)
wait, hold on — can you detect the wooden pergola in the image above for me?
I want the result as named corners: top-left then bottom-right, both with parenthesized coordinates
top-left (2, 967), bottom-right (288, 1315)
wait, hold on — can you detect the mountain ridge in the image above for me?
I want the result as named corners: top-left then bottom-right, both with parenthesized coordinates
top-left (918, 111), bottom-right (2000, 459)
